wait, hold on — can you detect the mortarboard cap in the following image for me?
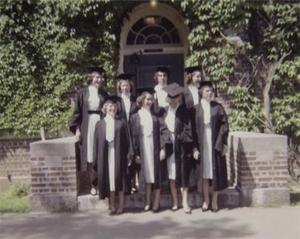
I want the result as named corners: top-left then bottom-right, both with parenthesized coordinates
top-left (163, 83), bottom-right (184, 99)
top-left (184, 66), bottom-right (202, 74)
top-left (199, 80), bottom-right (214, 89)
top-left (104, 95), bottom-right (121, 104)
top-left (155, 66), bottom-right (169, 74)
top-left (87, 66), bottom-right (105, 74)
top-left (135, 87), bottom-right (155, 96)
top-left (116, 73), bottom-right (134, 80)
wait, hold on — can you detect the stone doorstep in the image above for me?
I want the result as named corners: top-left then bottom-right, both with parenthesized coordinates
top-left (77, 187), bottom-right (240, 211)
top-left (288, 178), bottom-right (300, 204)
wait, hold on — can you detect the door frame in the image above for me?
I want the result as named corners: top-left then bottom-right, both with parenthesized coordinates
top-left (118, 2), bottom-right (189, 73)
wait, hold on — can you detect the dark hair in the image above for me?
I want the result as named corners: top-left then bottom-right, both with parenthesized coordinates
top-left (101, 100), bottom-right (117, 114)
top-left (199, 85), bottom-right (214, 97)
top-left (153, 71), bottom-right (168, 83)
top-left (136, 92), bottom-right (152, 107)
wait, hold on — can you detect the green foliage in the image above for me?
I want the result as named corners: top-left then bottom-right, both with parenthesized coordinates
top-left (0, 183), bottom-right (31, 213)
top-left (181, 0), bottom-right (300, 146)
top-left (0, 0), bottom-right (299, 147)
top-left (0, 0), bottom-right (115, 136)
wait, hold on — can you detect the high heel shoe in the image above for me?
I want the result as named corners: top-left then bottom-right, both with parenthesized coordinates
top-left (116, 208), bottom-right (124, 215)
top-left (109, 208), bottom-right (117, 216)
top-left (211, 208), bottom-right (218, 213)
top-left (171, 205), bottom-right (178, 212)
top-left (202, 203), bottom-right (209, 212)
top-left (144, 205), bottom-right (151, 211)
top-left (90, 187), bottom-right (97, 196)
top-left (184, 207), bottom-right (192, 214)
top-left (152, 207), bottom-right (160, 213)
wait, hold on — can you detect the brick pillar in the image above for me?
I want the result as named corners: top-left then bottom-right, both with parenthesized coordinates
top-left (231, 132), bottom-right (290, 206)
top-left (30, 137), bottom-right (78, 211)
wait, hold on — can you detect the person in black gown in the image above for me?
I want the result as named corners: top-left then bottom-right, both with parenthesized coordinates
top-left (69, 66), bottom-right (108, 195)
top-left (115, 73), bottom-right (139, 193)
top-left (93, 96), bottom-right (130, 215)
top-left (161, 83), bottom-right (195, 214)
top-left (130, 90), bottom-right (169, 212)
top-left (192, 81), bottom-right (229, 212)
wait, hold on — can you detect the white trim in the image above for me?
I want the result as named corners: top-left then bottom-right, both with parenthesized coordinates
top-left (119, 2), bottom-right (189, 73)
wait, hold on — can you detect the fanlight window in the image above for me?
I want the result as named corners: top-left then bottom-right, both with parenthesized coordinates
top-left (127, 16), bottom-right (180, 45)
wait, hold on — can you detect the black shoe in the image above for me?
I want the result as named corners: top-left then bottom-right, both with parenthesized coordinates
top-left (152, 207), bottom-right (160, 213)
top-left (116, 209), bottom-right (124, 215)
top-left (211, 207), bottom-right (218, 213)
top-left (109, 209), bottom-right (117, 216)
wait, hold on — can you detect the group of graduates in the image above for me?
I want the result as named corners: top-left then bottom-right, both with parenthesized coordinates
top-left (70, 65), bottom-right (229, 215)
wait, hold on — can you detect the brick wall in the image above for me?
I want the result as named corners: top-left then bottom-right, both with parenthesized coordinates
top-left (230, 132), bottom-right (290, 206)
top-left (31, 156), bottom-right (77, 194)
top-left (0, 137), bottom-right (39, 191)
top-left (237, 151), bottom-right (288, 189)
top-left (30, 137), bottom-right (78, 211)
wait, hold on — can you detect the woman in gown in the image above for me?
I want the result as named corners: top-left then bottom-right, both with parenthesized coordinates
top-left (69, 66), bottom-right (108, 195)
top-left (162, 83), bottom-right (194, 214)
top-left (115, 73), bottom-right (139, 193)
top-left (193, 81), bottom-right (229, 212)
top-left (130, 90), bottom-right (168, 212)
top-left (93, 97), bottom-right (130, 215)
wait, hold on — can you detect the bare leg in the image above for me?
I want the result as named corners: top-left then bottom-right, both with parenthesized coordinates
top-left (152, 189), bottom-right (160, 212)
top-left (144, 183), bottom-right (152, 211)
top-left (117, 191), bottom-right (124, 214)
top-left (202, 179), bottom-right (210, 211)
top-left (181, 187), bottom-right (191, 214)
top-left (87, 163), bottom-right (97, 195)
top-left (211, 191), bottom-right (218, 212)
top-left (170, 180), bottom-right (178, 210)
top-left (109, 191), bottom-right (116, 215)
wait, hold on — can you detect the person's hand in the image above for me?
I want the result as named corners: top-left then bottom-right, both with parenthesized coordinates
top-left (160, 148), bottom-right (166, 161)
top-left (75, 128), bottom-right (81, 142)
top-left (135, 155), bottom-right (141, 164)
top-left (193, 148), bottom-right (200, 160)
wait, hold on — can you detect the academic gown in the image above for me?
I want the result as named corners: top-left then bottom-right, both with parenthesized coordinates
top-left (115, 95), bottom-right (139, 183)
top-left (161, 104), bottom-right (194, 188)
top-left (129, 111), bottom-right (168, 190)
top-left (193, 101), bottom-right (229, 191)
top-left (93, 119), bottom-right (130, 199)
top-left (182, 86), bottom-right (200, 109)
top-left (115, 95), bottom-right (139, 121)
top-left (70, 87), bottom-right (108, 171)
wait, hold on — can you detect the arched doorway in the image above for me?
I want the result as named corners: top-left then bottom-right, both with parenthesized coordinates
top-left (119, 2), bottom-right (189, 88)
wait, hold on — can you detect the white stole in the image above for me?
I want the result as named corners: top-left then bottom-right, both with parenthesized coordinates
top-left (165, 105), bottom-right (178, 133)
top-left (201, 99), bottom-right (211, 124)
top-left (88, 85), bottom-right (100, 110)
top-left (138, 107), bottom-right (153, 136)
top-left (121, 93), bottom-right (131, 120)
top-left (154, 84), bottom-right (168, 107)
top-left (104, 115), bottom-right (115, 142)
top-left (188, 85), bottom-right (199, 106)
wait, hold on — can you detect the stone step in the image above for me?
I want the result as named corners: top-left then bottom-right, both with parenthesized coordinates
top-left (77, 187), bottom-right (240, 211)
top-left (288, 178), bottom-right (300, 205)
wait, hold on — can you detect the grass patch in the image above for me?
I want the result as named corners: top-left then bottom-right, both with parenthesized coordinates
top-left (0, 183), bottom-right (31, 213)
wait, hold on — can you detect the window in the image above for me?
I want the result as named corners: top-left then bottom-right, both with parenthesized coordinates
top-left (127, 16), bottom-right (180, 45)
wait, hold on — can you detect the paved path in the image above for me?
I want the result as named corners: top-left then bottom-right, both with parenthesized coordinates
top-left (1, 206), bottom-right (300, 239)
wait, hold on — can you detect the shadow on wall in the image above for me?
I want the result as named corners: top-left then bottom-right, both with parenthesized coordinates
top-left (236, 138), bottom-right (255, 207)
